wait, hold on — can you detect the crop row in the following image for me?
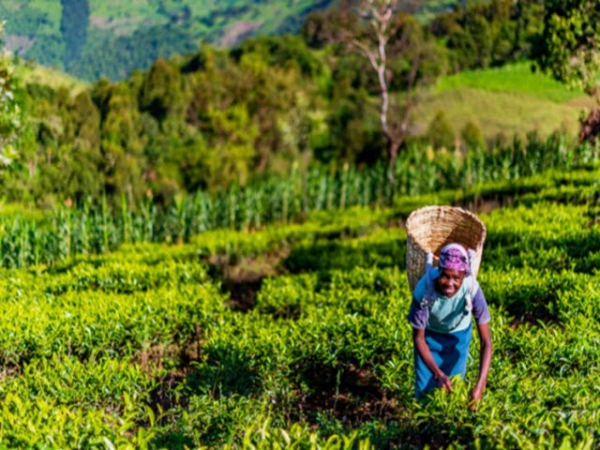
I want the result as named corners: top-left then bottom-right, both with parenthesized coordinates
top-left (0, 197), bottom-right (595, 447)
top-left (0, 136), bottom-right (596, 268)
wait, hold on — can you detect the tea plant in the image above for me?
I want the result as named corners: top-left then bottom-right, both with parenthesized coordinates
top-left (0, 157), bottom-right (599, 447)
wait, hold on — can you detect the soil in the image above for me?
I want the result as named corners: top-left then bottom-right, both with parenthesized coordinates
top-left (209, 249), bottom-right (289, 312)
top-left (294, 364), bottom-right (399, 426)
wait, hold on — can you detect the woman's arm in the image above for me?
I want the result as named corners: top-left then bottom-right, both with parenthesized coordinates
top-left (413, 327), bottom-right (452, 391)
top-left (469, 322), bottom-right (492, 410)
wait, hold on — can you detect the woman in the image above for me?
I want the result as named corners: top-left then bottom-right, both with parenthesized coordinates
top-left (407, 243), bottom-right (492, 408)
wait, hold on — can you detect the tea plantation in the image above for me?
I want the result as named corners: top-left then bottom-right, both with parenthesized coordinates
top-left (0, 166), bottom-right (599, 448)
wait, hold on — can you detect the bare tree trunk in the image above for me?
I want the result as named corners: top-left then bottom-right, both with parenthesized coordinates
top-left (388, 139), bottom-right (400, 184)
top-left (350, 0), bottom-right (423, 186)
top-left (388, 48), bottom-right (419, 184)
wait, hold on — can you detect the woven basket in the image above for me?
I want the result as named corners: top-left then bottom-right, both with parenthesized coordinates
top-left (406, 206), bottom-right (487, 292)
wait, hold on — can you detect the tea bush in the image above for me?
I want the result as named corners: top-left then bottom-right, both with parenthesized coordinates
top-left (0, 167), bottom-right (598, 447)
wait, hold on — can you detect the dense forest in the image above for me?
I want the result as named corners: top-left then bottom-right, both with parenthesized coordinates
top-left (2, 0), bottom-right (554, 208)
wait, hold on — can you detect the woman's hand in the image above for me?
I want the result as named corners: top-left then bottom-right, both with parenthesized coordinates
top-left (469, 384), bottom-right (484, 410)
top-left (435, 371), bottom-right (452, 392)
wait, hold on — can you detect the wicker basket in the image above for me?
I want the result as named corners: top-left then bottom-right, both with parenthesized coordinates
top-left (406, 206), bottom-right (487, 292)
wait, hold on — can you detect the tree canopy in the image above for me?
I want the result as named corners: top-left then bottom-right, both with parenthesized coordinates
top-left (534, 0), bottom-right (600, 96)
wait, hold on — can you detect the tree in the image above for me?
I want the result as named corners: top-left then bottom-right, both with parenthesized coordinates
top-left (461, 120), bottom-right (485, 150)
top-left (92, 81), bottom-right (147, 202)
top-left (138, 58), bottom-right (184, 123)
top-left (534, 1), bottom-right (600, 97)
top-left (466, 15), bottom-right (492, 69)
top-left (534, 1), bottom-right (600, 144)
top-left (0, 22), bottom-right (21, 168)
top-left (427, 110), bottom-right (455, 150)
top-left (343, 0), bottom-right (431, 183)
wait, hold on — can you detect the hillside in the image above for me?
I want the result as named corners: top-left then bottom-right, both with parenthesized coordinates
top-left (413, 63), bottom-right (592, 141)
top-left (15, 60), bottom-right (89, 96)
top-left (3, 0), bottom-right (582, 210)
top-left (0, 0), bottom-right (482, 82)
top-left (6, 38), bottom-right (587, 207)
top-left (0, 0), bottom-right (336, 81)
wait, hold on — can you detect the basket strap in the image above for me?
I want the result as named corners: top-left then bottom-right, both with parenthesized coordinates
top-left (465, 277), bottom-right (474, 312)
top-left (465, 249), bottom-right (477, 312)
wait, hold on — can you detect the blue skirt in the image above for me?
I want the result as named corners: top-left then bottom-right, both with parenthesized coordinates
top-left (414, 322), bottom-right (472, 399)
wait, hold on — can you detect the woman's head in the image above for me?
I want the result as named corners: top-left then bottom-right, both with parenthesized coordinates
top-left (436, 243), bottom-right (470, 297)
top-left (438, 243), bottom-right (470, 274)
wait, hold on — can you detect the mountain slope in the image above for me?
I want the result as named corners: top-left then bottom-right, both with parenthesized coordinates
top-left (0, 0), bottom-right (335, 81)
top-left (1, 0), bottom-right (482, 82)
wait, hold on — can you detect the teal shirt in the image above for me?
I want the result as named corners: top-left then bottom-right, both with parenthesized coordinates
top-left (411, 268), bottom-right (478, 333)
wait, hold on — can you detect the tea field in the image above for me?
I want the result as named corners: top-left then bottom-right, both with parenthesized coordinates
top-left (0, 165), bottom-right (599, 448)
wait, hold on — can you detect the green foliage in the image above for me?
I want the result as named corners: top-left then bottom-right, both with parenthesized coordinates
top-left (138, 58), bottom-right (184, 123)
top-left (427, 110), bottom-right (455, 149)
top-left (0, 0), bottom-right (544, 93)
top-left (70, 23), bottom-right (199, 81)
top-left (431, 0), bottom-right (544, 71)
top-left (466, 14), bottom-right (493, 69)
top-left (2, 0), bottom-right (338, 82)
top-left (4, 4), bottom-right (600, 445)
top-left (460, 120), bottom-right (485, 149)
top-left (232, 35), bottom-right (324, 78)
top-left (197, 106), bottom-right (257, 189)
top-left (0, 3), bottom-right (585, 207)
top-left (0, 159), bottom-right (599, 446)
top-left (0, 137), bottom-right (595, 269)
top-left (534, 0), bottom-right (600, 95)
top-left (434, 61), bottom-right (584, 103)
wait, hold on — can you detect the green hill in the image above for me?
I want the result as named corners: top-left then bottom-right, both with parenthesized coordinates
top-left (0, 0), bottom-right (336, 81)
top-left (0, 0), bottom-right (484, 82)
top-left (3, 0), bottom-right (584, 209)
top-left (15, 60), bottom-right (89, 96)
top-left (414, 63), bottom-right (593, 142)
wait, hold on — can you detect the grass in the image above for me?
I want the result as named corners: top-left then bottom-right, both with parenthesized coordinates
top-left (434, 62), bottom-right (587, 103)
top-left (435, 61), bottom-right (585, 103)
top-left (414, 87), bottom-right (582, 140)
top-left (413, 62), bottom-right (594, 141)
top-left (0, 202), bottom-right (50, 221)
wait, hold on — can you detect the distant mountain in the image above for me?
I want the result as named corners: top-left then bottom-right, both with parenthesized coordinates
top-left (0, 1), bottom-right (475, 82)
top-left (0, 0), bottom-right (336, 82)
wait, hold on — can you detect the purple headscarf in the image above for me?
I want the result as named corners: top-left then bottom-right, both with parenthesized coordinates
top-left (438, 243), bottom-right (470, 274)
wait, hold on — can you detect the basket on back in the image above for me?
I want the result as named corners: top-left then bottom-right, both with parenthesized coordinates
top-left (406, 206), bottom-right (487, 292)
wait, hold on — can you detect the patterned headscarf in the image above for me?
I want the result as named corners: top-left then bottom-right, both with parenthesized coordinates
top-left (438, 243), bottom-right (470, 274)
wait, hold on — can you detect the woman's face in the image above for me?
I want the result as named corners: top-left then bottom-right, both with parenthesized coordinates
top-left (437, 268), bottom-right (466, 297)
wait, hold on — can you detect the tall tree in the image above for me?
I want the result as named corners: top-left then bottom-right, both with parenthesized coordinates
top-left (534, 0), bottom-right (600, 97)
top-left (343, 0), bottom-right (429, 183)
top-left (534, 1), bottom-right (600, 144)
